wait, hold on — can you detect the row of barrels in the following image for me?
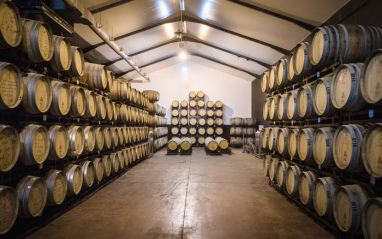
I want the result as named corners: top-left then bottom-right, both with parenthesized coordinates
top-left (230, 117), bottom-right (257, 127)
top-left (154, 137), bottom-right (168, 150)
top-left (171, 117), bottom-right (224, 126)
top-left (189, 91), bottom-right (205, 99)
top-left (205, 137), bottom-right (229, 151)
top-left (149, 127), bottom-right (168, 138)
top-left (264, 57), bottom-right (382, 121)
top-left (145, 102), bottom-right (166, 116)
top-left (147, 115), bottom-right (167, 127)
top-left (109, 79), bottom-right (150, 108)
top-left (171, 100), bottom-right (188, 109)
top-left (0, 143), bottom-right (148, 234)
top-left (171, 126), bottom-right (224, 136)
top-left (264, 156), bottom-right (381, 237)
top-left (142, 90), bottom-right (159, 102)
top-left (260, 124), bottom-right (382, 178)
top-left (261, 24), bottom-right (382, 94)
top-left (168, 137), bottom-right (192, 151)
top-left (0, 124), bottom-right (149, 172)
top-left (172, 108), bottom-right (223, 118)
top-left (230, 127), bottom-right (256, 136)
top-left (167, 136), bottom-right (222, 146)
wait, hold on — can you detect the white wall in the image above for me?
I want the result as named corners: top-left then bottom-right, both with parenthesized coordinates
top-left (132, 61), bottom-right (252, 124)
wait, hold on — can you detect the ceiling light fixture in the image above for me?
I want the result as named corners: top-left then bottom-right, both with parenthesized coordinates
top-left (179, 51), bottom-right (187, 60)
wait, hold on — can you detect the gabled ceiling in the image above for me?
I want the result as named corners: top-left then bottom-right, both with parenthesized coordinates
top-left (72, 0), bottom-right (350, 82)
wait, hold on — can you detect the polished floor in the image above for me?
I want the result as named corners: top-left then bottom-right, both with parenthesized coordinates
top-left (28, 148), bottom-right (335, 239)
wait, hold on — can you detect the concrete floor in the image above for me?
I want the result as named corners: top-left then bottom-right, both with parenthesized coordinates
top-left (28, 148), bottom-right (336, 239)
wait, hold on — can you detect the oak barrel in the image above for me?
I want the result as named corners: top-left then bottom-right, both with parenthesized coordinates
top-left (313, 127), bottom-right (336, 167)
top-left (47, 125), bottom-right (68, 160)
top-left (0, 2), bottom-right (22, 49)
top-left (22, 73), bottom-right (52, 114)
top-left (19, 124), bottom-right (49, 165)
top-left (16, 176), bottom-right (47, 218)
top-left (50, 36), bottom-right (72, 72)
top-left (297, 128), bottom-right (316, 163)
top-left (313, 177), bottom-right (338, 217)
top-left (44, 169), bottom-right (67, 206)
top-left (66, 125), bottom-right (85, 156)
top-left (79, 160), bottom-right (95, 188)
top-left (0, 125), bottom-right (19, 172)
top-left (362, 197), bottom-right (382, 239)
top-left (0, 62), bottom-right (23, 110)
top-left (49, 80), bottom-right (71, 116)
top-left (67, 46), bottom-right (84, 77)
top-left (312, 77), bottom-right (337, 116)
top-left (286, 165), bottom-right (302, 196)
top-left (297, 85), bottom-right (316, 118)
top-left (361, 124), bottom-right (382, 178)
top-left (0, 186), bottom-right (18, 234)
top-left (205, 137), bottom-right (218, 151)
top-left (63, 164), bottom-right (83, 196)
top-left (92, 158), bottom-right (104, 183)
top-left (68, 86), bottom-right (86, 117)
top-left (360, 49), bottom-right (382, 105)
top-left (298, 171), bottom-right (318, 205)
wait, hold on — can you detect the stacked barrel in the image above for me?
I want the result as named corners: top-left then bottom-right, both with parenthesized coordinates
top-left (206, 100), bottom-right (224, 139)
top-left (171, 100), bottom-right (180, 137)
top-left (189, 91), bottom-right (207, 146)
top-left (0, 2), bottom-right (154, 235)
top-left (144, 90), bottom-right (168, 152)
top-left (229, 118), bottom-right (243, 147)
top-left (261, 23), bottom-right (382, 238)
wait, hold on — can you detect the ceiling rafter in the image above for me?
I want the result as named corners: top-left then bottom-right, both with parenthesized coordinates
top-left (115, 53), bottom-right (259, 78)
top-left (82, 13), bottom-right (289, 54)
top-left (226, 0), bottom-right (315, 31)
top-left (101, 35), bottom-right (271, 68)
top-left (90, 0), bottom-right (134, 14)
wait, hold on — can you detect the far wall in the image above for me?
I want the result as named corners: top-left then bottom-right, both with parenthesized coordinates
top-left (132, 61), bottom-right (252, 124)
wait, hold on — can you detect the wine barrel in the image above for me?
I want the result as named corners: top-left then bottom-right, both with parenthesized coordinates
top-left (197, 91), bottom-right (205, 98)
top-left (172, 109), bottom-right (179, 117)
top-left (68, 86), bottom-right (86, 117)
top-left (269, 96), bottom-right (279, 120)
top-left (276, 59), bottom-right (288, 88)
top-left (215, 100), bottom-right (223, 108)
top-left (268, 66), bottom-right (277, 91)
top-left (198, 127), bottom-right (205, 135)
top-left (189, 100), bottom-right (196, 107)
top-left (231, 137), bottom-right (243, 147)
top-left (84, 90), bottom-right (97, 118)
top-left (215, 109), bottom-right (223, 117)
top-left (287, 52), bottom-right (298, 83)
top-left (215, 118), bottom-right (223, 126)
top-left (22, 73), bottom-right (53, 114)
top-left (231, 117), bottom-right (243, 126)
top-left (360, 49), bottom-right (382, 105)
top-left (297, 85), bottom-right (316, 118)
top-left (0, 62), bottom-right (23, 110)
top-left (111, 127), bottom-right (119, 147)
top-left (312, 77), bottom-right (337, 116)
top-left (198, 118), bottom-right (206, 126)
top-left (172, 100), bottom-right (179, 108)
top-left (50, 36), bottom-right (72, 72)
top-left (180, 138), bottom-right (192, 151)
top-left (268, 127), bottom-right (279, 151)
top-left (82, 63), bottom-right (108, 91)
top-left (22, 19), bottom-right (54, 63)
top-left (362, 124), bottom-right (382, 178)
top-left (19, 124), bottom-right (49, 165)
top-left (189, 91), bottom-right (196, 98)
top-left (110, 153), bottom-right (120, 174)
top-left (297, 128), bottom-right (316, 163)
top-left (92, 158), bottom-right (104, 183)
top-left (47, 125), bottom-right (68, 160)
top-left (67, 46), bottom-right (85, 77)
top-left (215, 127), bottom-right (223, 136)
top-left (333, 124), bottom-right (365, 172)
top-left (331, 63), bottom-right (366, 111)
top-left (244, 118), bottom-right (256, 127)
top-left (180, 127), bottom-right (188, 135)
top-left (94, 127), bottom-right (104, 151)
top-left (108, 79), bottom-right (128, 101)
top-left (171, 127), bottom-right (179, 135)
top-left (171, 117), bottom-right (179, 125)
top-left (44, 169), bottom-right (67, 206)
top-left (122, 148), bottom-right (129, 167)
top-left (313, 127), bottom-right (336, 167)
top-left (362, 197), bottom-right (382, 239)
top-left (197, 100), bottom-right (204, 107)
top-left (206, 118), bottom-right (214, 126)
top-left (105, 70), bottom-right (114, 93)
top-left (205, 137), bottom-right (218, 151)
top-left (260, 127), bottom-right (270, 149)
top-left (49, 80), bottom-right (71, 116)
top-left (0, 186), bottom-right (18, 234)
top-left (298, 171), bottom-right (318, 205)
top-left (286, 165), bottom-right (302, 196)
top-left (197, 137), bottom-right (204, 145)
top-left (83, 126), bottom-right (95, 153)
top-left (263, 98), bottom-right (270, 120)
top-left (79, 161), bottom-right (95, 188)
top-left (260, 71), bottom-right (270, 93)
top-left (206, 127), bottom-right (214, 135)
top-left (216, 137), bottom-right (228, 149)
top-left (269, 157), bottom-right (280, 182)
top-left (190, 109), bottom-right (197, 117)
top-left (0, 2), bottom-right (22, 49)
top-left (287, 129), bottom-right (299, 159)
top-left (66, 125), bottom-right (85, 156)
top-left (105, 98), bottom-right (113, 121)
top-left (246, 128), bottom-right (254, 136)
top-left (276, 161), bottom-right (289, 188)
top-left (309, 26), bottom-right (340, 67)
top-left (95, 95), bottom-right (107, 120)
top-left (102, 155), bottom-right (112, 177)
top-left (168, 137), bottom-right (181, 151)
top-left (0, 125), bottom-right (19, 172)
top-left (119, 103), bottom-right (128, 122)
top-left (313, 177), bottom-right (338, 217)
top-left (16, 176), bottom-right (47, 218)
top-left (276, 94), bottom-right (287, 120)
top-left (277, 128), bottom-right (289, 156)
top-left (180, 100), bottom-right (188, 108)
top-left (63, 164), bottom-right (83, 196)
top-left (198, 109), bottom-right (206, 117)
top-left (333, 185), bottom-right (370, 233)
top-left (206, 101), bottom-right (214, 108)
top-left (286, 90), bottom-right (301, 120)
top-left (180, 117), bottom-right (188, 126)
top-left (293, 42), bottom-right (312, 76)
top-left (263, 155), bottom-right (271, 176)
